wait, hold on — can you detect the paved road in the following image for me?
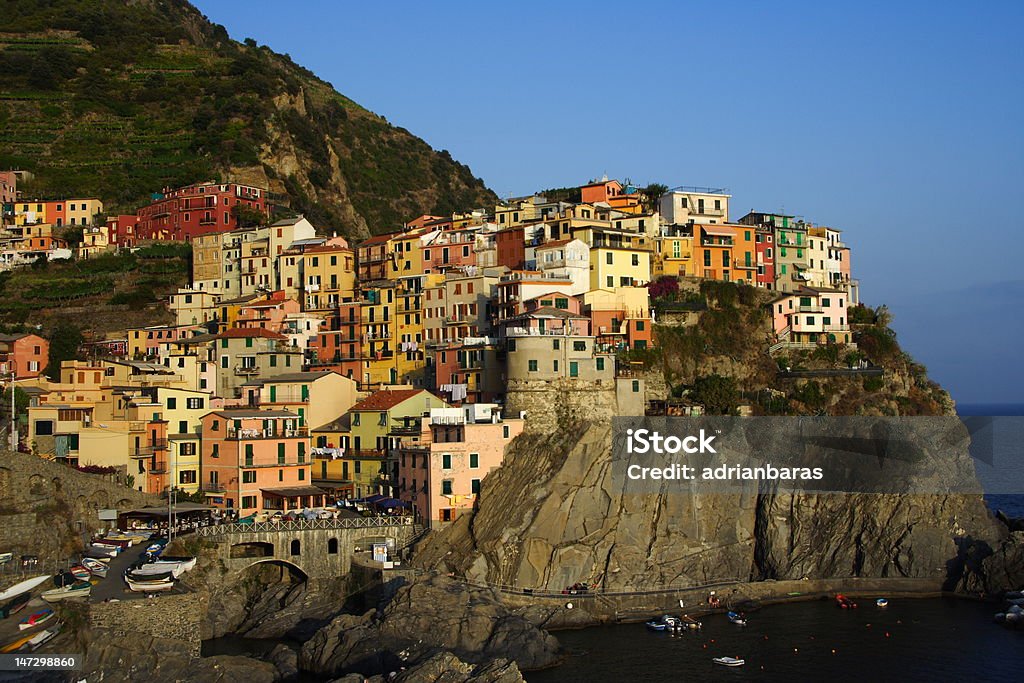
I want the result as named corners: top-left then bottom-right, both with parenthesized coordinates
top-left (88, 539), bottom-right (189, 602)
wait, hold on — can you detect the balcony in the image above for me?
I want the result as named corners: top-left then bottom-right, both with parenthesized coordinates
top-left (149, 460), bottom-right (168, 474)
top-left (304, 283), bottom-right (320, 293)
top-left (202, 483), bottom-right (226, 493)
top-left (225, 426), bottom-right (309, 440)
top-left (130, 440), bottom-right (169, 457)
top-left (503, 326), bottom-right (581, 338)
top-left (234, 365), bottom-right (260, 376)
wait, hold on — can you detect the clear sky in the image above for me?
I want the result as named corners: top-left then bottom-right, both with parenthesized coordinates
top-left (194, 0), bottom-right (1023, 405)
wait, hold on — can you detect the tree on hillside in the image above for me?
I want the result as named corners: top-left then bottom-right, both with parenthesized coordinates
top-left (689, 374), bottom-right (740, 415)
top-left (44, 320), bottom-right (84, 381)
top-left (642, 182), bottom-right (668, 211)
top-left (647, 276), bottom-right (680, 301)
top-left (232, 203), bottom-right (267, 228)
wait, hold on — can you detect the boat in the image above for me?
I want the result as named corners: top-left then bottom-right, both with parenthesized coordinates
top-left (713, 657), bottom-right (745, 667)
top-left (0, 575), bottom-right (51, 602)
top-left (41, 581), bottom-right (91, 602)
top-left (645, 619), bottom-right (669, 631)
top-left (157, 556), bottom-right (197, 572)
top-left (646, 614), bottom-right (684, 632)
top-left (876, 598), bottom-right (889, 608)
top-left (26, 625), bottom-right (60, 651)
top-left (0, 592), bottom-right (31, 618)
top-left (96, 536), bottom-right (134, 548)
top-left (87, 544), bottom-right (120, 558)
top-left (836, 594), bottom-right (858, 609)
top-left (69, 565), bottom-right (90, 580)
top-left (130, 562), bottom-right (187, 579)
top-left (18, 609), bottom-right (55, 631)
top-left (126, 568), bottom-right (175, 582)
top-left (681, 614), bottom-right (703, 629)
top-left (0, 633), bottom-right (36, 653)
top-left (125, 576), bottom-right (175, 593)
top-left (81, 558), bottom-right (108, 577)
top-left (727, 611), bottom-right (747, 626)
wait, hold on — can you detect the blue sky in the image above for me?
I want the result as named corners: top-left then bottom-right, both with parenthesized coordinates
top-left (194, 0), bottom-right (1024, 405)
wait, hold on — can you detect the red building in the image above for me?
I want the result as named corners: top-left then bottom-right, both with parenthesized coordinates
top-left (307, 302), bottom-right (362, 383)
top-left (135, 182), bottom-right (267, 242)
top-left (0, 333), bottom-right (49, 379)
top-left (495, 226), bottom-right (528, 270)
top-left (107, 214), bottom-right (139, 248)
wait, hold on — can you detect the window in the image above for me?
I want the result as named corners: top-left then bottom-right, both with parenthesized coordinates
top-left (823, 316), bottom-right (832, 326)
top-left (242, 470), bottom-right (256, 484)
top-left (469, 453), bottom-right (479, 468)
top-left (353, 413), bottom-right (361, 426)
top-left (636, 321), bottom-right (645, 331)
top-left (554, 298), bottom-right (569, 309)
top-left (245, 444), bottom-right (254, 466)
top-left (553, 339), bottom-right (560, 350)
top-left (290, 540), bottom-right (300, 556)
top-left (822, 298), bottom-right (831, 307)
top-left (806, 316), bottom-right (815, 325)
top-left (187, 397), bottom-right (204, 410)
top-left (503, 425), bottom-right (510, 438)
top-left (632, 380), bottom-right (640, 392)
top-left (211, 443), bottom-right (219, 458)
top-left (704, 251), bottom-right (711, 267)
top-left (278, 443), bottom-right (286, 464)
top-left (553, 360), bottom-right (559, 372)
top-left (166, 397), bottom-right (177, 410)
top-left (210, 420), bottom-right (220, 432)
top-left (327, 538), bottom-right (338, 554)
top-left (179, 470), bottom-right (196, 485)
top-left (528, 360), bottom-right (538, 372)
top-left (378, 412), bottom-right (387, 426)
top-left (180, 442), bottom-right (196, 456)
top-left (298, 469), bottom-right (305, 481)
top-left (34, 420), bottom-right (54, 436)
top-left (606, 276), bottom-right (614, 287)
top-left (241, 495), bottom-right (256, 509)
top-left (441, 480), bottom-right (453, 495)
top-left (442, 453), bottom-right (452, 469)
top-left (631, 254), bottom-right (639, 266)
top-left (596, 357), bottom-right (605, 371)
top-left (606, 252), bottom-right (613, 265)
top-left (298, 442), bottom-right (305, 463)
top-left (471, 479), bottom-right (481, 495)
top-left (573, 341), bottom-right (586, 351)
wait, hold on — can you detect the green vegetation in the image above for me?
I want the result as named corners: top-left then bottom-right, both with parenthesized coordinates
top-left (0, 0), bottom-right (495, 236)
top-left (688, 374), bottom-right (740, 415)
top-left (44, 319), bottom-right (83, 380)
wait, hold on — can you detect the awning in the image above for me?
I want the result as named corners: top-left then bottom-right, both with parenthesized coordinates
top-left (701, 226), bottom-right (736, 238)
top-left (260, 486), bottom-right (327, 498)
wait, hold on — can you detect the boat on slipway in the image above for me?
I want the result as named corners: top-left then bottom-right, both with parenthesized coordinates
top-left (713, 656), bottom-right (745, 667)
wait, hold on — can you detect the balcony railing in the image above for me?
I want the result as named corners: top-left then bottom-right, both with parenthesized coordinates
top-left (130, 440), bottom-right (169, 457)
top-left (234, 366), bottom-right (260, 375)
top-left (202, 483), bottom-right (226, 493)
top-left (225, 427), bottom-right (309, 440)
top-left (149, 460), bottom-right (168, 474)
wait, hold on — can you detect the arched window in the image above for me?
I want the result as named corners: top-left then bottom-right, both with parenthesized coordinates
top-left (327, 538), bottom-right (338, 554)
top-left (290, 539), bottom-right (300, 556)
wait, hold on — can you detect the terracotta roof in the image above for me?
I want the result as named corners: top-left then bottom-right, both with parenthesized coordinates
top-left (351, 388), bottom-right (429, 412)
top-left (358, 231), bottom-right (401, 247)
top-left (535, 238), bottom-right (577, 250)
top-left (215, 327), bottom-right (287, 340)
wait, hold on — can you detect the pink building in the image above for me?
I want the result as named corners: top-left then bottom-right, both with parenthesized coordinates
top-left (769, 286), bottom-right (851, 346)
top-left (0, 333), bottom-right (48, 379)
top-left (235, 292), bottom-right (301, 333)
top-left (422, 225), bottom-right (480, 275)
top-left (200, 409), bottom-right (321, 515)
top-left (397, 407), bottom-right (524, 527)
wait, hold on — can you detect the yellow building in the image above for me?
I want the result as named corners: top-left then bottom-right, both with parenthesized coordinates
top-left (395, 277), bottom-right (427, 388)
top-left (77, 225), bottom-right (111, 258)
top-left (302, 244), bottom-right (357, 310)
top-left (654, 233), bottom-right (694, 277)
top-left (589, 245), bottom-right (652, 290)
top-left (360, 282), bottom-right (398, 389)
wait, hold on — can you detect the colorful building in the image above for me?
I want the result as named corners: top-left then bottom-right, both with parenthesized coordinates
top-left (0, 333), bottom-right (48, 379)
top-left (769, 286), bottom-right (852, 347)
top-left (135, 181), bottom-right (267, 241)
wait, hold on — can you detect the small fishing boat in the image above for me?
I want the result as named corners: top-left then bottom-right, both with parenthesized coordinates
top-left (125, 576), bottom-right (175, 593)
top-left (88, 544), bottom-right (120, 558)
top-left (681, 614), bottom-right (703, 629)
top-left (835, 594), bottom-right (857, 609)
top-left (0, 633), bottom-right (36, 653)
top-left (0, 575), bottom-right (51, 602)
top-left (130, 562), bottom-right (187, 579)
top-left (69, 565), bottom-right (90, 581)
top-left (97, 536), bottom-right (134, 548)
top-left (713, 656), bottom-right (745, 667)
top-left (876, 598), bottom-right (889, 608)
top-left (727, 611), bottom-right (747, 626)
top-left (0, 592), bottom-right (31, 618)
top-left (41, 581), bottom-right (91, 602)
top-left (26, 625), bottom-right (60, 651)
top-left (81, 558), bottom-right (108, 577)
top-left (126, 568), bottom-right (175, 582)
top-left (18, 609), bottom-right (55, 631)
top-left (645, 619), bottom-right (669, 631)
top-left (157, 556), bottom-right (197, 572)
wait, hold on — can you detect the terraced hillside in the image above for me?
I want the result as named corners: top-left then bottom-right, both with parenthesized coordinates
top-left (0, 0), bottom-right (496, 238)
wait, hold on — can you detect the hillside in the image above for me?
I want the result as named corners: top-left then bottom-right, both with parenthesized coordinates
top-left (0, 0), bottom-right (496, 238)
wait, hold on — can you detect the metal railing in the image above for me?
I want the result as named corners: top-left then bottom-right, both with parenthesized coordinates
top-left (196, 515), bottom-right (415, 537)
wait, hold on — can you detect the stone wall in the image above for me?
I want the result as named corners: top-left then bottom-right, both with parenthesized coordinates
top-left (0, 449), bottom-right (157, 564)
top-left (89, 593), bottom-right (206, 657)
top-left (504, 379), bottom-right (619, 432)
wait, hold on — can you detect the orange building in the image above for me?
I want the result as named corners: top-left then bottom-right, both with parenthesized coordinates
top-left (693, 224), bottom-right (755, 283)
top-left (200, 409), bottom-right (321, 515)
top-left (0, 333), bottom-right (48, 379)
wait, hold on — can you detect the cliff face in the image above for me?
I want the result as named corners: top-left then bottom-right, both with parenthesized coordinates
top-left (0, 0), bottom-right (496, 238)
top-left (415, 424), bottom-right (1005, 592)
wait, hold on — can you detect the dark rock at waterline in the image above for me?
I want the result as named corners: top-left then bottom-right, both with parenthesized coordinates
top-left (386, 651), bottom-right (525, 682)
top-left (266, 643), bottom-right (300, 681)
top-left (300, 575), bottom-right (559, 676)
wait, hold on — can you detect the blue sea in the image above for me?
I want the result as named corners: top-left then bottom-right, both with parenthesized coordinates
top-left (958, 403), bottom-right (1024, 519)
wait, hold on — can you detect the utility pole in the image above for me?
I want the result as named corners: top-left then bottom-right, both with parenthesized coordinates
top-left (9, 372), bottom-right (16, 452)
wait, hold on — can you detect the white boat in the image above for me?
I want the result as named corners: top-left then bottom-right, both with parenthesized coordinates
top-left (81, 558), bottom-right (108, 577)
top-left (156, 556), bottom-right (196, 573)
top-left (41, 582), bottom-right (91, 602)
top-left (27, 626), bottom-right (59, 651)
top-left (713, 657), bottom-right (745, 667)
top-left (727, 611), bottom-right (747, 626)
top-left (876, 598), bottom-right (889, 607)
top-left (130, 562), bottom-right (187, 579)
top-left (88, 544), bottom-right (120, 557)
top-left (125, 576), bottom-right (175, 593)
top-left (0, 575), bottom-right (51, 602)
